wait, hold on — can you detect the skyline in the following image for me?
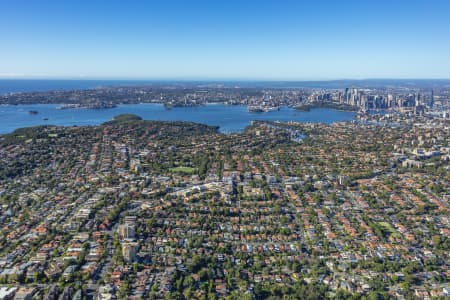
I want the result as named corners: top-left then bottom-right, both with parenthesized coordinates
top-left (1, 0), bottom-right (450, 80)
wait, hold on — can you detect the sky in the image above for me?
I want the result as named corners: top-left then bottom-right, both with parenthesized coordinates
top-left (1, 0), bottom-right (450, 80)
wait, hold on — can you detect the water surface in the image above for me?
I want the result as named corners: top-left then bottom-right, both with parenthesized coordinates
top-left (0, 104), bottom-right (355, 134)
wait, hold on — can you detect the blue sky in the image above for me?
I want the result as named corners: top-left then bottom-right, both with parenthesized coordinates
top-left (1, 0), bottom-right (450, 80)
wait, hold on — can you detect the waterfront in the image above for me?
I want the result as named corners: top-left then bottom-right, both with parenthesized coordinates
top-left (0, 104), bottom-right (355, 134)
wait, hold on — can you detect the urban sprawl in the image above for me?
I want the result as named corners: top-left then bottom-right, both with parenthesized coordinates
top-left (0, 84), bottom-right (449, 299)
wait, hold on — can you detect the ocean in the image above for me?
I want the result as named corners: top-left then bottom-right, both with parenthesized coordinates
top-left (0, 79), bottom-right (155, 95)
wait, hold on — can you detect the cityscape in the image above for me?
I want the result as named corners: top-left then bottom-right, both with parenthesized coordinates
top-left (1, 81), bottom-right (449, 115)
top-left (1, 0), bottom-right (450, 299)
top-left (0, 85), bottom-right (449, 299)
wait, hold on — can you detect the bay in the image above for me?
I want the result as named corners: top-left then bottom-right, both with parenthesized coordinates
top-left (0, 104), bottom-right (355, 134)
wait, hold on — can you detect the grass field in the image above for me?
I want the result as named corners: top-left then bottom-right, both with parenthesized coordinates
top-left (377, 222), bottom-right (401, 238)
top-left (170, 166), bottom-right (197, 174)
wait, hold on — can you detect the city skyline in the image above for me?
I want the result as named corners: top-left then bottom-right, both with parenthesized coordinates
top-left (1, 0), bottom-right (450, 80)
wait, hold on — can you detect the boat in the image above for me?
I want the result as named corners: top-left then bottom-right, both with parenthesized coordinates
top-left (28, 110), bottom-right (39, 115)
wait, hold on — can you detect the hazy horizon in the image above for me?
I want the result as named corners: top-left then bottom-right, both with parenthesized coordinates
top-left (1, 77), bottom-right (450, 82)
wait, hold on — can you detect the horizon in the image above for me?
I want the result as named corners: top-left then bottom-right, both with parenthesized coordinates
top-left (2, 0), bottom-right (450, 79)
top-left (2, 77), bottom-right (450, 82)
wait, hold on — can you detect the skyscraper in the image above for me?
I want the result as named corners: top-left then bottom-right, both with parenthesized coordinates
top-left (429, 90), bottom-right (434, 108)
top-left (118, 224), bottom-right (135, 240)
top-left (122, 242), bottom-right (138, 263)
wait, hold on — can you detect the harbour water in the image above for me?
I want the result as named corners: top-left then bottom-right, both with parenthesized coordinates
top-left (0, 104), bottom-right (355, 134)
